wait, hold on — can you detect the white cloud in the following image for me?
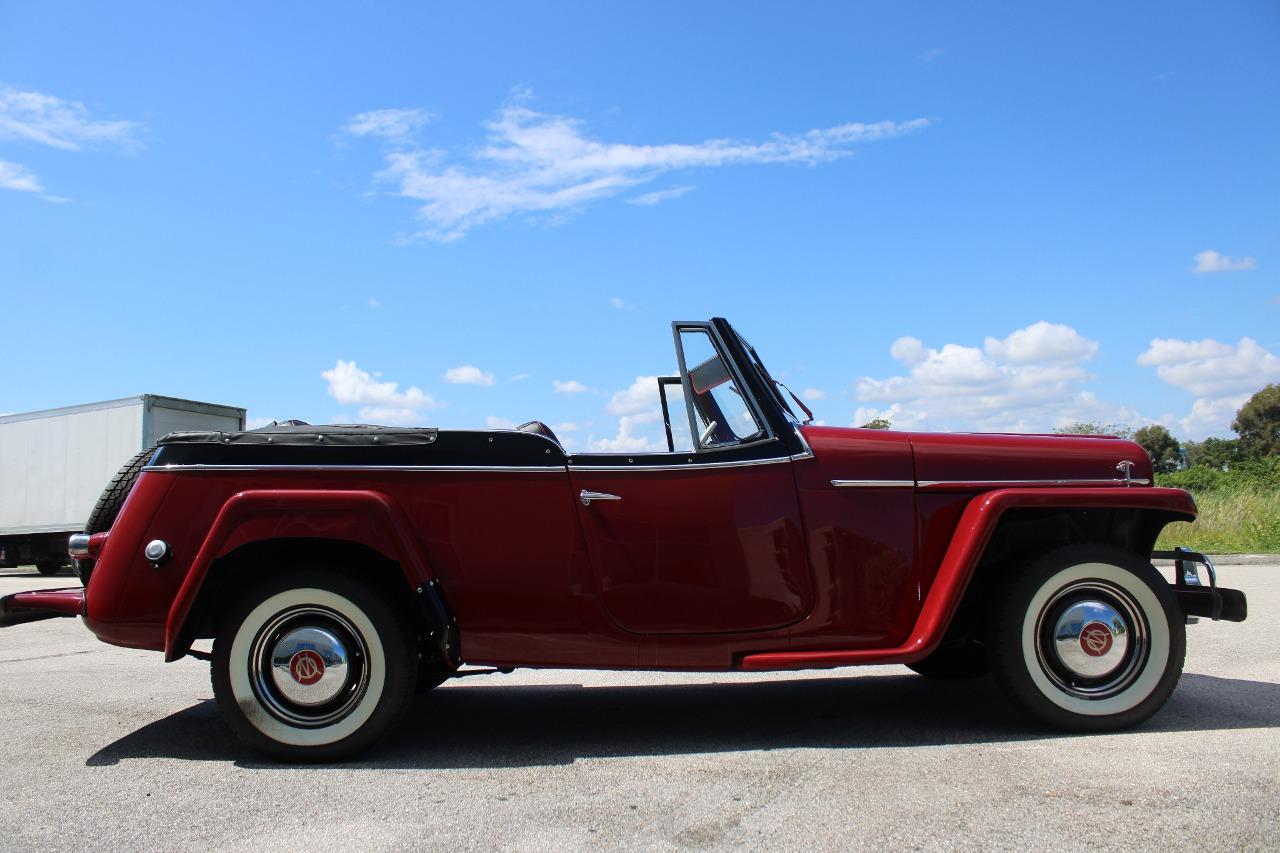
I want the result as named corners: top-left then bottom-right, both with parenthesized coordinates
top-left (855, 322), bottom-right (1132, 432)
top-left (0, 160), bottom-right (43, 194)
top-left (605, 375), bottom-right (661, 416)
top-left (1137, 337), bottom-right (1279, 397)
top-left (484, 415), bottom-right (517, 429)
top-left (587, 376), bottom-right (668, 452)
top-left (367, 298), bottom-right (382, 309)
top-left (1193, 249), bottom-right (1257, 274)
top-left (1138, 336), bottom-right (1280, 437)
top-left (801, 387), bottom-right (826, 401)
top-left (442, 365), bottom-right (496, 386)
top-left (553, 379), bottom-right (588, 394)
top-left (351, 95), bottom-right (931, 241)
top-left (506, 372), bottom-right (531, 383)
top-left (888, 336), bottom-right (927, 365)
top-left (609, 296), bottom-right (638, 311)
top-left (918, 48), bottom-right (945, 63)
top-left (0, 85), bottom-right (141, 152)
top-left (626, 185), bottom-right (695, 206)
top-left (245, 415), bottom-right (277, 430)
top-left (0, 85), bottom-right (142, 200)
top-left (342, 108), bottom-right (434, 144)
top-left (588, 414), bottom-right (665, 452)
top-left (322, 359), bottom-right (442, 425)
top-left (853, 404), bottom-right (925, 430)
top-left (983, 321), bottom-right (1098, 364)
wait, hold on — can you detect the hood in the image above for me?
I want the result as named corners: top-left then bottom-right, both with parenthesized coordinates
top-left (905, 431), bottom-right (1152, 486)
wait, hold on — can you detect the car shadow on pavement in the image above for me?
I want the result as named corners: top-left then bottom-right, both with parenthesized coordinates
top-left (85, 672), bottom-right (1280, 769)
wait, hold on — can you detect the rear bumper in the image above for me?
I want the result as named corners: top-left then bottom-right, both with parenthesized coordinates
top-left (0, 587), bottom-right (86, 627)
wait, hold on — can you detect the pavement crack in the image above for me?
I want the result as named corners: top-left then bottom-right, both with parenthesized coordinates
top-left (0, 649), bottom-right (100, 664)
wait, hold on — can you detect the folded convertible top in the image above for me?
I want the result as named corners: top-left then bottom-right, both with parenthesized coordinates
top-left (158, 422), bottom-right (439, 447)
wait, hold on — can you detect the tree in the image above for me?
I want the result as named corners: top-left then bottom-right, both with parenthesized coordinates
top-left (1184, 437), bottom-right (1242, 470)
top-left (1133, 424), bottom-right (1181, 472)
top-left (1232, 384), bottom-right (1280, 460)
top-left (1054, 422), bottom-right (1135, 440)
top-left (859, 417), bottom-right (892, 430)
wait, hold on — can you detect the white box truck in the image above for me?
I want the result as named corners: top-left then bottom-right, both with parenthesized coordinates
top-left (0, 395), bottom-right (245, 574)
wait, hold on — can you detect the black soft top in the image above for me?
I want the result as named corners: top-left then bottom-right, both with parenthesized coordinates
top-left (158, 422), bottom-right (439, 447)
top-left (150, 421), bottom-right (564, 467)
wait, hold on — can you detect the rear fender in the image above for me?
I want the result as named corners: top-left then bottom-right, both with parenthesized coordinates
top-left (163, 489), bottom-right (447, 661)
top-left (742, 487), bottom-right (1197, 669)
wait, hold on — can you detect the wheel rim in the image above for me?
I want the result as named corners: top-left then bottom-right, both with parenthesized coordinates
top-left (1033, 580), bottom-right (1150, 700)
top-left (248, 606), bottom-right (370, 728)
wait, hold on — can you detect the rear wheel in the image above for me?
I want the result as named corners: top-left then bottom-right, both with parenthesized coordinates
top-left (36, 560), bottom-right (65, 576)
top-left (211, 570), bottom-right (417, 761)
top-left (988, 543), bottom-right (1184, 731)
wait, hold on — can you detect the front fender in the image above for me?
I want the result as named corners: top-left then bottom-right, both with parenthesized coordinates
top-left (163, 489), bottom-right (441, 661)
top-left (742, 486), bottom-right (1197, 669)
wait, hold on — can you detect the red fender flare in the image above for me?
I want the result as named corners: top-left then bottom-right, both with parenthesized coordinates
top-left (163, 489), bottom-right (437, 661)
top-left (741, 486), bottom-right (1196, 670)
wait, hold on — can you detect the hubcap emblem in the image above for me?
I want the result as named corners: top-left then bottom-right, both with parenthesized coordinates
top-left (1079, 621), bottom-right (1114, 657)
top-left (289, 649), bottom-right (325, 686)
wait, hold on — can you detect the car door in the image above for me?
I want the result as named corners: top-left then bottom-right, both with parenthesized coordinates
top-left (568, 323), bottom-right (814, 634)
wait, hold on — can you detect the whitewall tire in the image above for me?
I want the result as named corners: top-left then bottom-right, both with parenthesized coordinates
top-left (989, 544), bottom-right (1185, 731)
top-left (211, 570), bottom-right (417, 761)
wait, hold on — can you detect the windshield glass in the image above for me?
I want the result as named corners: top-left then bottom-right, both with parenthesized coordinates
top-left (732, 328), bottom-right (802, 423)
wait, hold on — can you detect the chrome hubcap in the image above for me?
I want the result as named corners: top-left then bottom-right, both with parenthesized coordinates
top-left (269, 627), bottom-right (350, 706)
top-left (1034, 580), bottom-right (1149, 700)
top-left (1052, 600), bottom-right (1130, 678)
top-left (249, 606), bottom-right (369, 727)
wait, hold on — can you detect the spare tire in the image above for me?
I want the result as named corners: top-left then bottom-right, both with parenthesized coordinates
top-left (76, 446), bottom-right (156, 585)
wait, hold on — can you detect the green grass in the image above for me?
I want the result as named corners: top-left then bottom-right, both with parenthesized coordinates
top-left (1154, 477), bottom-right (1280, 554)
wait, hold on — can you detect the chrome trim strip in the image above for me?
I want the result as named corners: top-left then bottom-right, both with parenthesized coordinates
top-left (142, 464), bottom-right (567, 474)
top-left (831, 479), bottom-right (916, 488)
top-left (916, 478), bottom-right (1151, 489)
top-left (570, 455), bottom-right (793, 473)
top-left (790, 426), bottom-right (814, 461)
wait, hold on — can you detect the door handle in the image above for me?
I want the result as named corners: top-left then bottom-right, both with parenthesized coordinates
top-left (580, 490), bottom-right (622, 507)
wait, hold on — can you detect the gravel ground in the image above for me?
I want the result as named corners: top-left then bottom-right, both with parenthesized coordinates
top-left (1, 563), bottom-right (1276, 851)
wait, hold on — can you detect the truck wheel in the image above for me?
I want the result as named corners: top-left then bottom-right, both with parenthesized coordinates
top-left (211, 570), bottom-right (418, 761)
top-left (36, 560), bottom-right (65, 576)
top-left (906, 641), bottom-right (989, 678)
top-left (77, 446), bottom-right (156, 584)
top-left (988, 543), bottom-right (1184, 732)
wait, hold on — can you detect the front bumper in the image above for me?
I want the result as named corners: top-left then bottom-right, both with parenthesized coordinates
top-left (0, 587), bottom-right (86, 627)
top-left (1153, 548), bottom-right (1248, 622)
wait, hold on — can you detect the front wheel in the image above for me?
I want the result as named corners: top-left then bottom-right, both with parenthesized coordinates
top-left (211, 570), bottom-right (418, 761)
top-left (988, 543), bottom-right (1185, 732)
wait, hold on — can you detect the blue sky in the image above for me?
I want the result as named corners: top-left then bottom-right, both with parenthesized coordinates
top-left (2, 2), bottom-right (1277, 450)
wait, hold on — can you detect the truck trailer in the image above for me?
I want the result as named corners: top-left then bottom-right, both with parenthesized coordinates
top-left (0, 395), bottom-right (245, 574)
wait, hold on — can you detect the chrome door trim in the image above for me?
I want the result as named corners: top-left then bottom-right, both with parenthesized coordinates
top-left (569, 455), bottom-right (793, 473)
top-left (831, 479), bottom-right (916, 488)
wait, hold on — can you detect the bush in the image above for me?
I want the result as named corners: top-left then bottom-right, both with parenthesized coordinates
top-left (1155, 456), bottom-right (1280, 553)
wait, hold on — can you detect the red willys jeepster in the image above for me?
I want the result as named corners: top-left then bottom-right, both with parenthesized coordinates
top-left (1, 318), bottom-right (1247, 760)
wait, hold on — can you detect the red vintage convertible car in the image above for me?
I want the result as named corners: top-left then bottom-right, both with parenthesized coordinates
top-left (1, 318), bottom-right (1247, 760)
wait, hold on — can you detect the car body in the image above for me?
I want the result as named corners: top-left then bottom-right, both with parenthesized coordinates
top-left (1, 317), bottom-right (1248, 759)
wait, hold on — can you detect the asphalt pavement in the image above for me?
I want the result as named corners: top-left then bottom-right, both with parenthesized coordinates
top-left (1, 562), bottom-right (1276, 851)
